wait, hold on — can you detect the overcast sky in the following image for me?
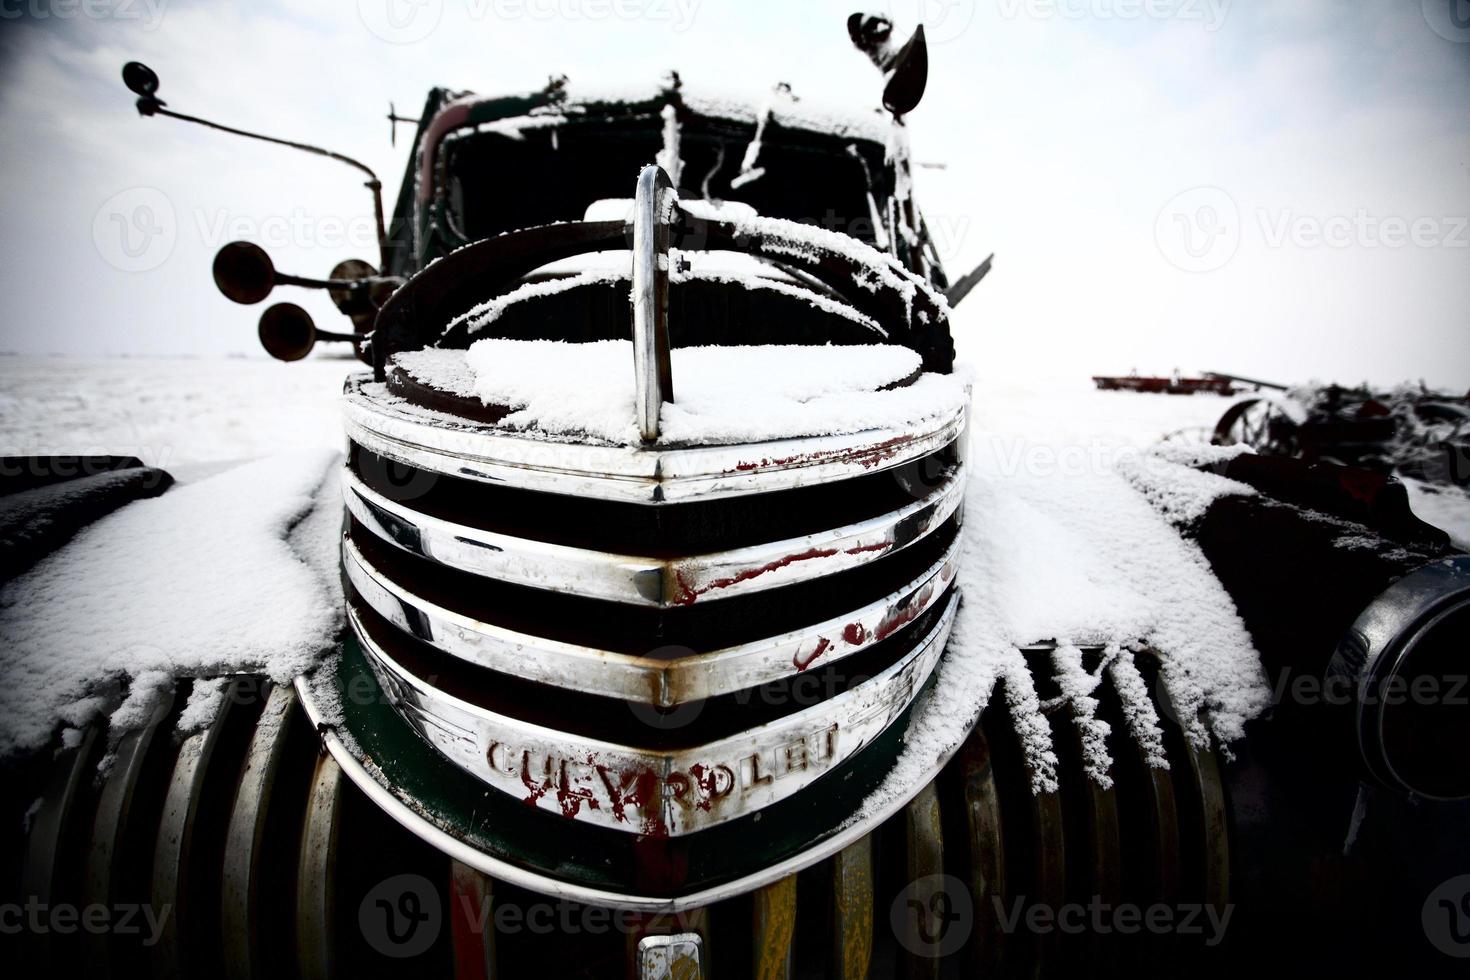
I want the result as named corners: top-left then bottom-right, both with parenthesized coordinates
top-left (0, 0), bottom-right (1466, 388)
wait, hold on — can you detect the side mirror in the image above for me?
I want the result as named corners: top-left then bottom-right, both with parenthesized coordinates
top-left (121, 61), bottom-right (160, 97)
top-left (846, 15), bottom-right (928, 117)
top-left (882, 24), bottom-right (928, 116)
top-left (213, 241), bottom-right (276, 305)
top-left (258, 303), bottom-right (317, 361)
top-left (328, 258), bottom-right (378, 321)
top-left (122, 61), bottom-right (164, 116)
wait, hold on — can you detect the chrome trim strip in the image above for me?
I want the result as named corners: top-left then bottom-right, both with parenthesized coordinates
top-left (632, 165), bottom-right (675, 442)
top-left (343, 375), bottom-right (967, 505)
top-left (343, 463), bottom-right (962, 607)
top-left (663, 467), bottom-right (962, 606)
top-left (293, 643), bottom-right (968, 912)
top-left (343, 530), bottom-right (960, 705)
top-left (343, 470), bottom-right (664, 605)
top-left (347, 593), bottom-right (957, 837)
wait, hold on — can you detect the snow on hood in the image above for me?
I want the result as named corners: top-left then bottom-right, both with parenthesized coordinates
top-left (0, 450), bottom-right (344, 756)
top-left (392, 342), bottom-right (965, 446)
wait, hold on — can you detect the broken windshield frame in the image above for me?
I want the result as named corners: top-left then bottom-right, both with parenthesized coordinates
top-left (435, 112), bottom-right (892, 250)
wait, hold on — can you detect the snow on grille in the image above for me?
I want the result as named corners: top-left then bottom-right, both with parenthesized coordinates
top-left (850, 436), bottom-right (1273, 814)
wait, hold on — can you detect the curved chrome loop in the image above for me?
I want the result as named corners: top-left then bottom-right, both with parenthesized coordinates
top-left (343, 528), bottom-right (960, 705)
top-left (347, 592), bottom-right (957, 837)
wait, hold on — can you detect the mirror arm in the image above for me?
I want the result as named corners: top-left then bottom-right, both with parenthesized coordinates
top-left (314, 328), bottom-right (361, 345)
top-left (137, 100), bottom-right (389, 270)
top-left (273, 272), bottom-right (365, 292)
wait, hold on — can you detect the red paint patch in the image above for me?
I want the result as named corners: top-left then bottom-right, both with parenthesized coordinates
top-left (794, 636), bottom-right (832, 670)
top-left (596, 765), bottom-right (656, 825)
top-left (519, 751), bottom-right (549, 806)
top-left (673, 548), bottom-right (841, 605)
top-left (873, 582), bottom-right (936, 643)
top-left (729, 433), bottom-right (920, 475)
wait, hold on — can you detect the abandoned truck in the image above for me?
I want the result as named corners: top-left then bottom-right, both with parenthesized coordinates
top-left (3, 13), bottom-right (1469, 980)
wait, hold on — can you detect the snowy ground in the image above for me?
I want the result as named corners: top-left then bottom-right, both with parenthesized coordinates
top-left (0, 354), bottom-right (353, 480)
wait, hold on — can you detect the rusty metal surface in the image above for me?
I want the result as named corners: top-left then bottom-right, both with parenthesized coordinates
top-left (220, 684), bottom-right (302, 980)
top-left (1107, 688), bottom-right (1181, 911)
top-left (1072, 723), bottom-right (1123, 975)
top-left (348, 593), bottom-right (955, 836)
top-left (752, 875), bottom-right (796, 980)
top-left (1142, 759), bottom-right (1183, 910)
top-left (342, 461), bottom-right (963, 608)
top-left (1182, 739), bottom-right (1230, 927)
top-left (151, 678), bottom-right (255, 980)
top-left (1020, 750), bottom-right (1066, 979)
top-left (636, 932), bottom-right (705, 979)
top-left (449, 861), bottom-right (496, 980)
top-left (343, 375), bottom-right (968, 505)
top-left (901, 781), bottom-right (944, 980)
top-left (830, 837), bottom-right (874, 980)
top-left (13, 660), bottom-right (1263, 975)
top-left (152, 727), bottom-right (212, 978)
top-left (20, 726), bottom-right (102, 972)
top-left (295, 753), bottom-right (344, 980)
top-left (83, 692), bottom-right (173, 979)
top-left (958, 727), bottom-right (1007, 978)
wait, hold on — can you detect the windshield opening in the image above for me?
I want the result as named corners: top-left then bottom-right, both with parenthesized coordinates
top-left (441, 115), bottom-right (886, 246)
